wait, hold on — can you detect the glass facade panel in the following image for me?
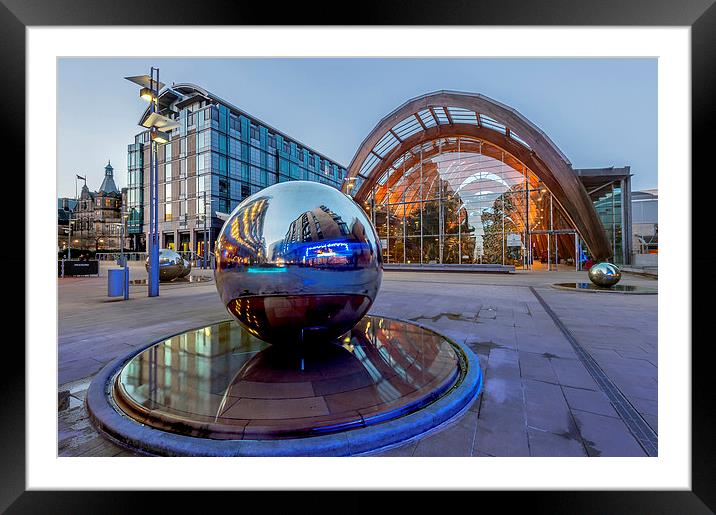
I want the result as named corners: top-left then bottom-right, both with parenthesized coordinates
top-left (443, 236), bottom-right (459, 264)
top-left (126, 142), bottom-right (144, 234)
top-left (422, 237), bottom-right (441, 264)
top-left (421, 201), bottom-right (440, 236)
top-left (591, 184), bottom-right (624, 264)
top-left (366, 136), bottom-right (581, 267)
top-left (374, 205), bottom-right (387, 239)
top-left (405, 236), bottom-right (421, 264)
top-left (405, 202), bottom-right (421, 236)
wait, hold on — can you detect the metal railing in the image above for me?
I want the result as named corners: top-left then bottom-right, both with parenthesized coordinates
top-left (95, 252), bottom-right (147, 262)
top-left (95, 251), bottom-right (213, 265)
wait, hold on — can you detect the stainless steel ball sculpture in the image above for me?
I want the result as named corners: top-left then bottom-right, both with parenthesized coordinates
top-left (145, 248), bottom-right (191, 282)
top-left (214, 181), bottom-right (383, 345)
top-left (178, 258), bottom-right (192, 278)
top-left (588, 262), bottom-right (622, 288)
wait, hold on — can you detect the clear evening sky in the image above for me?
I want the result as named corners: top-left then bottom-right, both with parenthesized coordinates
top-left (57, 58), bottom-right (657, 198)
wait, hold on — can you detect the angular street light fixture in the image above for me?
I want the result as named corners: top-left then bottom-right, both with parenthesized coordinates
top-left (142, 112), bottom-right (178, 131)
top-left (125, 68), bottom-right (172, 297)
top-left (125, 75), bottom-right (165, 93)
top-left (150, 128), bottom-right (172, 144)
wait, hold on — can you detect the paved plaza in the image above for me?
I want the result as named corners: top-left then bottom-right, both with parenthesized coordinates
top-left (58, 264), bottom-right (657, 457)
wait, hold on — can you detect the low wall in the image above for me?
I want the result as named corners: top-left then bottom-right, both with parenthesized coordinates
top-left (633, 254), bottom-right (658, 267)
top-left (384, 263), bottom-right (515, 273)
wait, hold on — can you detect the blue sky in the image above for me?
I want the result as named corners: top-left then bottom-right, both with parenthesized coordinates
top-left (57, 58), bottom-right (657, 197)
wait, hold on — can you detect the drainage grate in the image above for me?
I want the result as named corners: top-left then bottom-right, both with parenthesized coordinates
top-left (529, 287), bottom-right (658, 457)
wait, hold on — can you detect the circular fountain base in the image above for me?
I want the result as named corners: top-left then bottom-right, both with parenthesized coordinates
top-left (87, 316), bottom-right (482, 456)
top-left (552, 282), bottom-right (657, 294)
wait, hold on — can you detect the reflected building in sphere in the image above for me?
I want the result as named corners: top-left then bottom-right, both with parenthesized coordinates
top-left (284, 205), bottom-right (351, 245)
top-left (588, 262), bottom-right (622, 287)
top-left (146, 248), bottom-right (192, 281)
top-left (214, 181), bottom-right (382, 344)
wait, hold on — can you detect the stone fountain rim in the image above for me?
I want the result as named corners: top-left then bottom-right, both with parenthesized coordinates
top-left (85, 316), bottom-right (483, 457)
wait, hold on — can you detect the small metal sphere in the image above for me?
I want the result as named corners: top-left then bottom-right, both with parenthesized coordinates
top-left (145, 249), bottom-right (190, 282)
top-left (178, 258), bottom-right (192, 278)
top-left (214, 181), bottom-right (383, 345)
top-left (588, 262), bottom-right (622, 287)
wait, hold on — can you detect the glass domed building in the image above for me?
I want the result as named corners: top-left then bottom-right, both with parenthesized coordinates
top-left (342, 91), bottom-right (629, 269)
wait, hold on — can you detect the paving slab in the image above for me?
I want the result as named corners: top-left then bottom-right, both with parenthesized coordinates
top-left (527, 427), bottom-right (587, 457)
top-left (561, 386), bottom-right (619, 418)
top-left (572, 409), bottom-right (647, 457)
top-left (411, 410), bottom-right (479, 457)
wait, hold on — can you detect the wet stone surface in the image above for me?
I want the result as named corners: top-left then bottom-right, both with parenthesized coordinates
top-left (58, 267), bottom-right (657, 457)
top-left (552, 282), bottom-right (657, 294)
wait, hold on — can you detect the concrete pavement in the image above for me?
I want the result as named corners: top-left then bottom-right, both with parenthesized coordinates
top-left (58, 264), bottom-right (657, 457)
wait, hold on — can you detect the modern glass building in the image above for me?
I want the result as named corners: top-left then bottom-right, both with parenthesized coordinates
top-left (343, 91), bottom-right (631, 269)
top-left (631, 189), bottom-right (658, 256)
top-left (127, 83), bottom-right (346, 254)
top-left (575, 167), bottom-right (633, 265)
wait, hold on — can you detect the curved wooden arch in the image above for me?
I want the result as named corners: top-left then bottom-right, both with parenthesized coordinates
top-left (343, 91), bottom-right (612, 260)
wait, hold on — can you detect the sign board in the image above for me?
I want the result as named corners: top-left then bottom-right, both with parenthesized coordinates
top-left (58, 260), bottom-right (99, 277)
top-left (507, 233), bottom-right (522, 247)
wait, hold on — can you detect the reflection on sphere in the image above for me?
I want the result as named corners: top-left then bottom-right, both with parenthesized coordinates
top-left (145, 248), bottom-right (191, 282)
top-left (214, 181), bottom-right (383, 344)
top-left (588, 262), bottom-right (622, 287)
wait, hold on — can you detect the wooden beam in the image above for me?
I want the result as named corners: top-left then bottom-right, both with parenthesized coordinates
top-left (370, 150), bottom-right (383, 160)
top-left (443, 106), bottom-right (454, 125)
top-left (414, 113), bottom-right (428, 130)
top-left (428, 106), bottom-right (440, 125)
top-left (388, 128), bottom-right (402, 142)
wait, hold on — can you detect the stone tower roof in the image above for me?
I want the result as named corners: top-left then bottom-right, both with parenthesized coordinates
top-left (99, 160), bottom-right (119, 195)
top-left (79, 183), bottom-right (94, 200)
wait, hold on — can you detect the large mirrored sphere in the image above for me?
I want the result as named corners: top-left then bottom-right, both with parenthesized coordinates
top-left (588, 262), bottom-right (622, 287)
top-left (145, 248), bottom-right (190, 282)
top-left (214, 181), bottom-right (383, 345)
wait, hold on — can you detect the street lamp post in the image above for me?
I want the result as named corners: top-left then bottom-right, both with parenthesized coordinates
top-left (125, 68), bottom-right (176, 298)
top-left (68, 174), bottom-right (86, 261)
top-left (66, 218), bottom-right (72, 270)
top-left (116, 205), bottom-right (129, 300)
top-left (147, 68), bottom-right (160, 297)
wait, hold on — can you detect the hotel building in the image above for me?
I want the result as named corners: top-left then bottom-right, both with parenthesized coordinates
top-left (127, 83), bottom-right (347, 255)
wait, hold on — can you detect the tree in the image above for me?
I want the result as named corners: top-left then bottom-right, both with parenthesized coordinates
top-left (481, 192), bottom-right (515, 264)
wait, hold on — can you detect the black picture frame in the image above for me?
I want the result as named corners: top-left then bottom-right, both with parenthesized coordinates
top-left (4, 0), bottom-right (712, 512)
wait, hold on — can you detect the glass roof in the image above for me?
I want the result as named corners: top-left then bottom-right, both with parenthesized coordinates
top-left (354, 104), bottom-right (533, 185)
